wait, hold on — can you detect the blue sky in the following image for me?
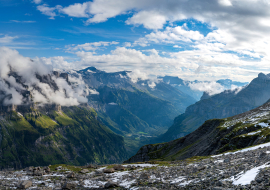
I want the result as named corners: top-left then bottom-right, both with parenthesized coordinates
top-left (1, 0), bottom-right (270, 83)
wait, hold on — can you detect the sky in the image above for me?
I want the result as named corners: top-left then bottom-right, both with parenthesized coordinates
top-left (1, 0), bottom-right (270, 82)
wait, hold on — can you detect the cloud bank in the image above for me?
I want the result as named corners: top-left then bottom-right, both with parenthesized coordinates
top-left (0, 47), bottom-right (89, 106)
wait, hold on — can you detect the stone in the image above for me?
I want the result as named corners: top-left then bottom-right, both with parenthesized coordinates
top-left (18, 180), bottom-right (32, 189)
top-left (27, 166), bottom-right (34, 172)
top-left (260, 152), bottom-right (267, 158)
top-left (80, 169), bottom-right (89, 174)
top-left (44, 166), bottom-right (50, 173)
top-left (62, 182), bottom-right (76, 190)
top-left (139, 173), bottom-right (150, 180)
top-left (33, 170), bottom-right (43, 176)
top-left (104, 181), bottom-right (119, 188)
top-left (103, 168), bottom-right (115, 173)
top-left (113, 165), bottom-right (125, 171)
top-left (56, 166), bottom-right (62, 170)
top-left (67, 172), bottom-right (75, 178)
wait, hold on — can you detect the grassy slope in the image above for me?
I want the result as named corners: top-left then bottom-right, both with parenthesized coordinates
top-left (0, 107), bottom-right (128, 169)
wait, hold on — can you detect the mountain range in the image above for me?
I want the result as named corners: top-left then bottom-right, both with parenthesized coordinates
top-left (160, 73), bottom-right (270, 142)
top-left (0, 63), bottom-right (251, 168)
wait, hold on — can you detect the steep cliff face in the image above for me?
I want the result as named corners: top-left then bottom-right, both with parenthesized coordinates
top-left (126, 100), bottom-right (270, 163)
top-left (0, 105), bottom-right (128, 169)
top-left (161, 73), bottom-right (270, 142)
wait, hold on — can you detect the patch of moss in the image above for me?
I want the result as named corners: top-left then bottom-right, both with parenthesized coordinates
top-left (185, 156), bottom-right (211, 164)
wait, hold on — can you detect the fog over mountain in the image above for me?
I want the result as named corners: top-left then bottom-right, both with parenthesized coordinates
top-left (0, 47), bottom-right (89, 106)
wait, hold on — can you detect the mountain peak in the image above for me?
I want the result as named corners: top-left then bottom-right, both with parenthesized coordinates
top-left (85, 67), bottom-right (98, 72)
top-left (257, 72), bottom-right (270, 80)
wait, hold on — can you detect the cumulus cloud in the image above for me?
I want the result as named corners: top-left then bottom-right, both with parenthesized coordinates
top-left (35, 56), bottom-right (74, 70)
top-left (134, 26), bottom-right (204, 46)
top-left (127, 69), bottom-right (148, 83)
top-left (188, 81), bottom-right (225, 96)
top-left (0, 47), bottom-right (89, 106)
top-left (61, 3), bottom-right (89, 17)
top-left (25, 0), bottom-right (270, 84)
top-left (126, 10), bottom-right (167, 29)
top-left (37, 4), bottom-right (61, 19)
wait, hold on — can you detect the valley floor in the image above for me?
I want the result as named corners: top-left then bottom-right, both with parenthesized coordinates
top-left (2, 142), bottom-right (270, 189)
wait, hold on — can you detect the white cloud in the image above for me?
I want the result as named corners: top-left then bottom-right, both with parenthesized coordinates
top-left (61, 2), bottom-right (89, 17)
top-left (66, 41), bottom-right (119, 52)
top-left (0, 47), bottom-right (89, 106)
top-left (134, 26), bottom-right (204, 46)
top-left (89, 89), bottom-right (99, 95)
top-left (188, 81), bottom-right (225, 96)
top-left (0, 35), bottom-right (18, 44)
top-left (33, 0), bottom-right (42, 4)
top-left (29, 0), bottom-right (270, 82)
top-left (218, 0), bottom-right (232, 6)
top-left (37, 4), bottom-right (60, 19)
top-left (126, 10), bottom-right (167, 29)
top-left (10, 20), bottom-right (36, 23)
top-left (35, 56), bottom-right (74, 70)
top-left (127, 69), bottom-right (148, 83)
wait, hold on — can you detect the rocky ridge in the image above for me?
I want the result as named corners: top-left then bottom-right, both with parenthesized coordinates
top-left (2, 143), bottom-right (270, 189)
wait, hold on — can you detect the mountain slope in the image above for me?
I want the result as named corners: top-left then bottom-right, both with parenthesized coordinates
top-left (125, 98), bottom-right (270, 163)
top-left (79, 67), bottom-right (196, 135)
top-left (0, 105), bottom-right (128, 169)
top-left (161, 73), bottom-right (270, 142)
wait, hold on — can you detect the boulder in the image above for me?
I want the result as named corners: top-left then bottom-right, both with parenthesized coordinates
top-left (62, 182), bottom-right (76, 190)
top-left (67, 172), bottom-right (75, 178)
top-left (104, 181), bottom-right (119, 189)
top-left (80, 169), bottom-right (89, 174)
top-left (103, 168), bottom-right (115, 173)
top-left (18, 180), bottom-right (32, 189)
top-left (113, 165), bottom-right (125, 171)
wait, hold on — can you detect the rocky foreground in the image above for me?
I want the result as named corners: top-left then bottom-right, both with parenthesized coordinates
top-left (1, 143), bottom-right (270, 189)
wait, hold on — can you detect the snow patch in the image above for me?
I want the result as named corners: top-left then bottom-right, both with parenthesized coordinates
top-left (232, 163), bottom-right (269, 185)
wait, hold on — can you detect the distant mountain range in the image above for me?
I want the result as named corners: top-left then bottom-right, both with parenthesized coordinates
top-left (161, 76), bottom-right (248, 101)
top-left (160, 73), bottom-right (270, 142)
top-left (77, 67), bottom-right (197, 136)
top-left (76, 67), bottom-right (249, 156)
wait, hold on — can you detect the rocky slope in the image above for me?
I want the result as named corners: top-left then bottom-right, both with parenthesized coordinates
top-left (126, 98), bottom-right (270, 163)
top-left (161, 73), bottom-right (270, 141)
top-left (2, 142), bottom-right (270, 189)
